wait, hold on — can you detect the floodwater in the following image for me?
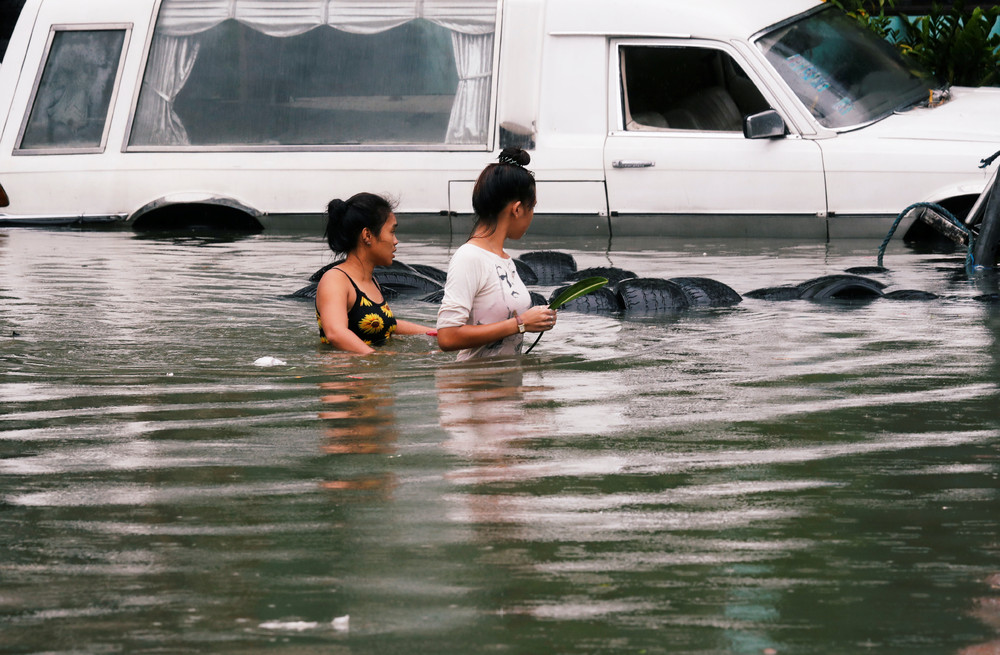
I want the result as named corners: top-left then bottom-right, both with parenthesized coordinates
top-left (2, 226), bottom-right (999, 655)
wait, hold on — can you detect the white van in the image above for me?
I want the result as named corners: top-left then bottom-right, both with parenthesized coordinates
top-left (1, 0), bottom-right (998, 238)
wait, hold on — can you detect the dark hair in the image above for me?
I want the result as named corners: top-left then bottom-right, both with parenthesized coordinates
top-left (325, 192), bottom-right (395, 256)
top-left (471, 148), bottom-right (536, 236)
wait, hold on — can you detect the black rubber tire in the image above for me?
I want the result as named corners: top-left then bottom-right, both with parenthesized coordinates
top-left (844, 266), bottom-right (889, 275)
top-left (796, 274), bottom-right (885, 301)
top-left (513, 258), bottom-right (538, 285)
top-left (668, 277), bottom-right (742, 307)
top-left (409, 263), bottom-right (448, 284)
top-left (418, 289), bottom-right (445, 304)
top-left (309, 260), bottom-right (345, 282)
top-left (530, 291), bottom-right (548, 307)
top-left (290, 283), bottom-right (317, 300)
top-left (616, 278), bottom-right (691, 314)
top-left (373, 268), bottom-right (442, 294)
top-left (516, 250), bottom-right (578, 284)
top-left (548, 286), bottom-right (623, 313)
top-left (743, 286), bottom-right (802, 301)
top-left (568, 266), bottom-right (637, 287)
top-left (882, 289), bottom-right (938, 300)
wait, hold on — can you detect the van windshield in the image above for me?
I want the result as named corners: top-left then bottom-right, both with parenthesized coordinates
top-left (756, 8), bottom-right (937, 129)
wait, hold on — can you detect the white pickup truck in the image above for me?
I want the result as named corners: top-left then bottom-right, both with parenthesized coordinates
top-left (0, 0), bottom-right (998, 239)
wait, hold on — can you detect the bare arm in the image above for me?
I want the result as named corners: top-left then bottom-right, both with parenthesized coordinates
top-left (394, 319), bottom-right (436, 336)
top-left (437, 305), bottom-right (556, 352)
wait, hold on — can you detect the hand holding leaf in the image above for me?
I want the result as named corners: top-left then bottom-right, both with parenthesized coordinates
top-left (524, 276), bottom-right (609, 354)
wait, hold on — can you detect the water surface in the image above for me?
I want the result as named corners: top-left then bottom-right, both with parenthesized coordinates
top-left (2, 228), bottom-right (999, 654)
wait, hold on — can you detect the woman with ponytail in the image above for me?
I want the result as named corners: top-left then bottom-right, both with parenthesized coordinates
top-left (436, 148), bottom-right (557, 360)
top-left (316, 192), bottom-right (434, 354)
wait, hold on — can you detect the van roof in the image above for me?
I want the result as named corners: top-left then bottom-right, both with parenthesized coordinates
top-left (545, 0), bottom-right (823, 40)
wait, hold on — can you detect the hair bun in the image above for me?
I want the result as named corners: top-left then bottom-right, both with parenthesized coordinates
top-left (328, 198), bottom-right (348, 214)
top-left (498, 147), bottom-right (530, 167)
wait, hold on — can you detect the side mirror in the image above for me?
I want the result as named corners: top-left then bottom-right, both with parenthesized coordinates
top-left (743, 109), bottom-right (786, 139)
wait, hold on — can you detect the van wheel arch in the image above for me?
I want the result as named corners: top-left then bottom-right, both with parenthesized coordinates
top-left (129, 198), bottom-right (264, 233)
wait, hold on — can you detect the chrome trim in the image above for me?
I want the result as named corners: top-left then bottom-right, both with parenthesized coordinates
top-left (124, 143), bottom-right (493, 153)
top-left (612, 160), bottom-right (654, 168)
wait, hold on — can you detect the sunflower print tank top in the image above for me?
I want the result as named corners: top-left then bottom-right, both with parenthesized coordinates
top-left (316, 269), bottom-right (397, 346)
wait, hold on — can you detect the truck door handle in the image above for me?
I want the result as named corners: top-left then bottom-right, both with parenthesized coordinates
top-left (612, 160), bottom-right (655, 168)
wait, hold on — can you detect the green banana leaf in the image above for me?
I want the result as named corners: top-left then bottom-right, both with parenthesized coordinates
top-left (548, 276), bottom-right (609, 309)
top-left (524, 276), bottom-right (609, 354)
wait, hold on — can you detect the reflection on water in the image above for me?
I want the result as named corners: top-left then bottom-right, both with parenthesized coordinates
top-left (319, 367), bottom-right (397, 496)
top-left (1, 227), bottom-right (999, 654)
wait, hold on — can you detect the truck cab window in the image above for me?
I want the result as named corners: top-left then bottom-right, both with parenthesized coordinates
top-left (620, 45), bottom-right (769, 132)
top-left (17, 29), bottom-right (126, 151)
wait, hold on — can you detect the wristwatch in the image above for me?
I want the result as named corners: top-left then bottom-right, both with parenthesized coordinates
top-left (515, 314), bottom-right (525, 333)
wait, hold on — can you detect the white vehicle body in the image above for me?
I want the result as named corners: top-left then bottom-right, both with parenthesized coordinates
top-left (0, 0), bottom-right (998, 238)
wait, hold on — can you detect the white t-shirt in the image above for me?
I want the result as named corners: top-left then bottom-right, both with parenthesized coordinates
top-left (437, 242), bottom-right (532, 360)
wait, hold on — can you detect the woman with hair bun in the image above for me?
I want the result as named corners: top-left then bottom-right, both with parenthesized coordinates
top-left (316, 192), bottom-right (434, 354)
top-left (436, 148), bottom-right (557, 360)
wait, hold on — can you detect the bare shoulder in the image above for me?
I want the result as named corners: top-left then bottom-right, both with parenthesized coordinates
top-left (317, 267), bottom-right (351, 302)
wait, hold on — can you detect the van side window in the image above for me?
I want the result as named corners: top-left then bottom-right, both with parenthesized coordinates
top-left (128, 2), bottom-right (497, 150)
top-left (620, 46), bottom-right (770, 132)
top-left (17, 29), bottom-right (127, 151)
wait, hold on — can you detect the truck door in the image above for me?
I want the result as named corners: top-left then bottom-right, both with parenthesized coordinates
top-left (604, 40), bottom-right (827, 238)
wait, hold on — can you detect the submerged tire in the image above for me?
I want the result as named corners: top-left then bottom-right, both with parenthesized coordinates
top-left (517, 250), bottom-right (577, 284)
top-left (796, 274), bottom-right (885, 301)
top-left (374, 268), bottom-right (443, 294)
top-left (419, 289), bottom-right (445, 304)
top-left (290, 283), bottom-right (317, 300)
top-left (309, 260), bottom-right (345, 282)
top-left (569, 266), bottom-right (637, 287)
top-left (513, 259), bottom-right (538, 286)
top-left (530, 291), bottom-right (548, 307)
top-left (743, 286), bottom-right (802, 301)
top-left (668, 277), bottom-right (742, 307)
top-left (882, 289), bottom-right (938, 300)
top-left (408, 263), bottom-right (448, 284)
top-left (548, 285), bottom-right (623, 313)
top-left (616, 278), bottom-right (691, 314)
top-left (844, 266), bottom-right (889, 275)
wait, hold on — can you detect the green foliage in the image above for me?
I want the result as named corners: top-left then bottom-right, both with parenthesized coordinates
top-left (830, 0), bottom-right (1000, 87)
top-left (826, 0), bottom-right (898, 39)
top-left (895, 3), bottom-right (1000, 86)
top-left (548, 277), bottom-right (609, 310)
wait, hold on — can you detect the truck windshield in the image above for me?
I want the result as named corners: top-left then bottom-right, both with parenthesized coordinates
top-left (756, 8), bottom-right (936, 129)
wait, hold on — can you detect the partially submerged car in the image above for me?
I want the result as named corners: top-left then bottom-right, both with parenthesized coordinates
top-left (0, 0), bottom-right (998, 238)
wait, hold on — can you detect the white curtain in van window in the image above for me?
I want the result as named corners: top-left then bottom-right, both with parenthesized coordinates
top-left (446, 32), bottom-right (492, 144)
top-left (147, 0), bottom-right (497, 145)
top-left (156, 0), bottom-right (496, 36)
top-left (132, 35), bottom-right (201, 145)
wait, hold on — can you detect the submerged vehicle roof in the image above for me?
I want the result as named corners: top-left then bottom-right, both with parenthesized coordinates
top-left (545, 0), bottom-right (824, 39)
